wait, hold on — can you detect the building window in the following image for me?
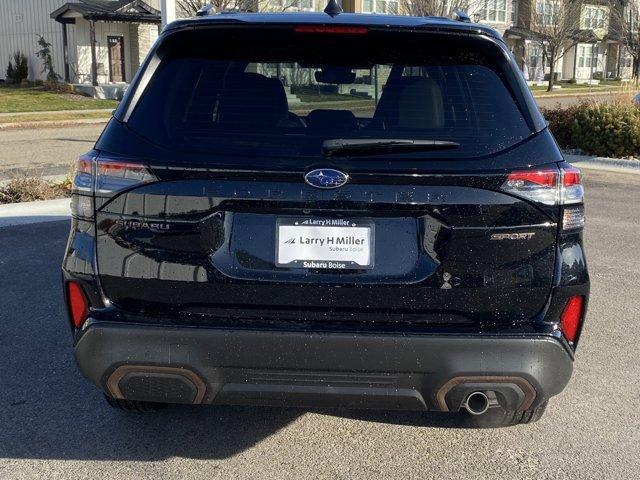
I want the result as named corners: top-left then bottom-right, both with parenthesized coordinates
top-left (583, 6), bottom-right (607, 30)
top-left (526, 43), bottom-right (545, 80)
top-left (264, 0), bottom-right (315, 11)
top-left (478, 0), bottom-right (507, 23)
top-left (511, 0), bottom-right (517, 23)
top-left (529, 45), bottom-right (544, 70)
top-left (577, 44), bottom-right (598, 68)
top-left (362, 0), bottom-right (399, 14)
top-left (535, 0), bottom-right (561, 26)
top-left (625, 5), bottom-right (639, 32)
top-left (621, 50), bottom-right (633, 68)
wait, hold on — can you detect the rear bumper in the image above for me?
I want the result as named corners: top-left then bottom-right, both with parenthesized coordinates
top-left (75, 321), bottom-right (574, 412)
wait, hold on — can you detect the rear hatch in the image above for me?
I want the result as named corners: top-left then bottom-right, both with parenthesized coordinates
top-left (92, 24), bottom-right (560, 326)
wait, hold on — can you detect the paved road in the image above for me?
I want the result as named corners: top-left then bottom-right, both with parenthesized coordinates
top-left (0, 91), bottom-right (632, 180)
top-left (0, 125), bottom-right (103, 178)
top-left (0, 169), bottom-right (638, 479)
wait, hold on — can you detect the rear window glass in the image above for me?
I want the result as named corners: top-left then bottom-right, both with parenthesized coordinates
top-left (128, 28), bottom-right (531, 158)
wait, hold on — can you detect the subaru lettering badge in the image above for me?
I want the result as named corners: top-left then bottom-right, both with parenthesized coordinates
top-left (304, 169), bottom-right (349, 189)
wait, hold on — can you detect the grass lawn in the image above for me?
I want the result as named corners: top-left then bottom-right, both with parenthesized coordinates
top-left (0, 86), bottom-right (118, 113)
top-left (530, 80), bottom-right (628, 95)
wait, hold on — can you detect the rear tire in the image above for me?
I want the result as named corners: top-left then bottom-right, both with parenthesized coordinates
top-left (104, 394), bottom-right (167, 413)
top-left (461, 401), bottom-right (548, 428)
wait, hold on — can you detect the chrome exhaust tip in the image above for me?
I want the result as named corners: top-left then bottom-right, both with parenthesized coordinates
top-left (463, 391), bottom-right (490, 416)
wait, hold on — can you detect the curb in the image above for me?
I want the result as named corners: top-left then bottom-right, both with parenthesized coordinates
top-left (565, 154), bottom-right (640, 174)
top-left (0, 198), bottom-right (70, 228)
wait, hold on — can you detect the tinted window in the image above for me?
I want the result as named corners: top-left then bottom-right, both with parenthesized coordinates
top-left (128, 28), bottom-right (531, 159)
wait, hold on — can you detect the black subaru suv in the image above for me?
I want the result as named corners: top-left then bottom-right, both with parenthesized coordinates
top-left (62, 9), bottom-right (589, 427)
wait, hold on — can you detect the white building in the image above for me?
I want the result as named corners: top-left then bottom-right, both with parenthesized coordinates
top-left (0, 0), bottom-right (161, 96)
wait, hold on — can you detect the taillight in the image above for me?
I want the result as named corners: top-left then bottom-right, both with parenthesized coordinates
top-left (70, 153), bottom-right (156, 218)
top-left (95, 158), bottom-right (156, 196)
top-left (560, 164), bottom-right (584, 205)
top-left (560, 295), bottom-right (585, 343)
top-left (560, 164), bottom-right (585, 230)
top-left (67, 281), bottom-right (89, 329)
top-left (502, 169), bottom-right (558, 205)
top-left (501, 164), bottom-right (585, 231)
top-left (71, 153), bottom-right (96, 219)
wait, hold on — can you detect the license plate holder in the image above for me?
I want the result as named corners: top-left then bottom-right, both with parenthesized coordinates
top-left (276, 218), bottom-right (374, 270)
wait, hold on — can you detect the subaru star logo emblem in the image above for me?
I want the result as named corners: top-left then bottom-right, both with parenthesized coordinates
top-left (304, 169), bottom-right (349, 189)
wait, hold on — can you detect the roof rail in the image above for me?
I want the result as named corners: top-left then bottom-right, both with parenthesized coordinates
top-left (453, 10), bottom-right (471, 23)
top-left (196, 4), bottom-right (214, 16)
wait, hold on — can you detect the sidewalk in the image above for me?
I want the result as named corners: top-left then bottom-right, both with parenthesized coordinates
top-left (564, 154), bottom-right (640, 174)
top-left (0, 108), bottom-right (113, 117)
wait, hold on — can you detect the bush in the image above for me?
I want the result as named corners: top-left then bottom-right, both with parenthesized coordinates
top-left (42, 80), bottom-right (73, 93)
top-left (572, 103), bottom-right (640, 157)
top-left (5, 51), bottom-right (28, 85)
top-left (541, 103), bottom-right (583, 149)
top-left (5, 62), bottom-right (15, 84)
top-left (0, 176), bottom-right (70, 204)
top-left (567, 78), bottom-right (577, 84)
top-left (542, 102), bottom-right (640, 157)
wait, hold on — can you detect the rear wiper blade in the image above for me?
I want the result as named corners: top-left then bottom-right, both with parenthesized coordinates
top-left (321, 138), bottom-right (460, 157)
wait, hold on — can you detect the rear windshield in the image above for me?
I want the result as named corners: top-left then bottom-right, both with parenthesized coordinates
top-left (127, 27), bottom-right (532, 159)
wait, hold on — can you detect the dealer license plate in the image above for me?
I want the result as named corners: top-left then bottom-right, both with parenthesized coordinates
top-left (276, 218), bottom-right (374, 269)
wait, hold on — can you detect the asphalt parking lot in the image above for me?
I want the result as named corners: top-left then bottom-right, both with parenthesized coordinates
top-left (0, 169), bottom-right (638, 479)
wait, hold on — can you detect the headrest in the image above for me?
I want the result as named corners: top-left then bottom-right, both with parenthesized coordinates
top-left (216, 73), bottom-right (288, 129)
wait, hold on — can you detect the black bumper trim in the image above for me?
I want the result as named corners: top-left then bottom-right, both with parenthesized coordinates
top-left (75, 321), bottom-right (574, 411)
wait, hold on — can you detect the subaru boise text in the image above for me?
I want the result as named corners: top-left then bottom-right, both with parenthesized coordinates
top-left (62, 10), bottom-right (589, 427)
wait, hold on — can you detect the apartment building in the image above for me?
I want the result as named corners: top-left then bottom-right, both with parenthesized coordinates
top-left (300, 0), bottom-right (636, 82)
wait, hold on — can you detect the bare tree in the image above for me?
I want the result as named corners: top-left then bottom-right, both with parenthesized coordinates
top-left (401, 0), bottom-right (481, 17)
top-left (525, 0), bottom-right (587, 91)
top-left (610, 0), bottom-right (640, 82)
top-left (176, 0), bottom-right (302, 16)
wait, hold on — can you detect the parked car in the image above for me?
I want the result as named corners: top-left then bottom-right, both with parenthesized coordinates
top-left (62, 8), bottom-right (589, 427)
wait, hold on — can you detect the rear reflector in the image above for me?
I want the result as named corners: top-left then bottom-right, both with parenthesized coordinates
top-left (560, 295), bottom-right (584, 343)
top-left (294, 25), bottom-right (369, 35)
top-left (67, 282), bottom-right (89, 329)
top-left (562, 205), bottom-right (585, 230)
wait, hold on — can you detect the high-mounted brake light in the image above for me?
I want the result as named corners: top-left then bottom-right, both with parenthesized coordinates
top-left (560, 295), bottom-right (584, 343)
top-left (293, 25), bottom-right (368, 35)
top-left (67, 281), bottom-right (89, 329)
